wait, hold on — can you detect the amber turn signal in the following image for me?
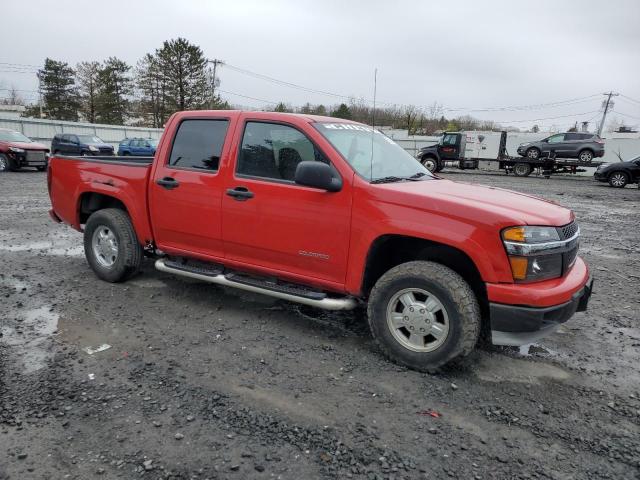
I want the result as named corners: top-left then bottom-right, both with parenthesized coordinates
top-left (502, 226), bottom-right (526, 242)
top-left (509, 256), bottom-right (528, 280)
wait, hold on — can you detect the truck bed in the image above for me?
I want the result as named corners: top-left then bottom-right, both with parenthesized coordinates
top-left (48, 154), bottom-right (154, 243)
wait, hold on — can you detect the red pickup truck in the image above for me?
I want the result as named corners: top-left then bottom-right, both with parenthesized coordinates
top-left (47, 110), bottom-right (592, 371)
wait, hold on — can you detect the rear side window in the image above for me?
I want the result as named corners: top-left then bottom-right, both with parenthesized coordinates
top-left (237, 122), bottom-right (328, 181)
top-left (169, 119), bottom-right (229, 171)
top-left (565, 133), bottom-right (579, 140)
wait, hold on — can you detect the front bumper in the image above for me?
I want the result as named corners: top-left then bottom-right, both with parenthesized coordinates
top-left (10, 150), bottom-right (49, 167)
top-left (490, 276), bottom-right (593, 346)
top-left (594, 171), bottom-right (607, 182)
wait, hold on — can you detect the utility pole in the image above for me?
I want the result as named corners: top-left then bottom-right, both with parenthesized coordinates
top-left (38, 73), bottom-right (43, 118)
top-left (597, 91), bottom-right (619, 137)
top-left (207, 59), bottom-right (224, 98)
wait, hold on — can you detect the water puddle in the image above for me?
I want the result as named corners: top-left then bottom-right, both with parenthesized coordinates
top-left (0, 240), bottom-right (84, 257)
top-left (1, 306), bottom-right (59, 373)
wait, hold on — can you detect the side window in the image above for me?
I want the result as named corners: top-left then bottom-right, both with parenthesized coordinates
top-left (565, 133), bottom-right (579, 140)
top-left (237, 122), bottom-right (329, 181)
top-left (441, 134), bottom-right (457, 146)
top-left (71, 135), bottom-right (79, 143)
top-left (168, 119), bottom-right (229, 171)
top-left (547, 134), bottom-right (565, 143)
top-left (61, 134), bottom-right (69, 142)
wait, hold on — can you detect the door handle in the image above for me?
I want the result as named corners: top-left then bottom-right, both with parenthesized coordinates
top-left (156, 177), bottom-right (179, 190)
top-left (226, 186), bottom-right (254, 201)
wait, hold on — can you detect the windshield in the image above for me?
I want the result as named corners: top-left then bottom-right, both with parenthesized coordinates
top-left (314, 123), bottom-right (433, 182)
top-left (78, 135), bottom-right (104, 144)
top-left (0, 130), bottom-right (32, 143)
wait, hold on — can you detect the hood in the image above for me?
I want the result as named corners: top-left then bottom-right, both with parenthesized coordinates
top-left (0, 141), bottom-right (48, 151)
top-left (372, 178), bottom-right (573, 227)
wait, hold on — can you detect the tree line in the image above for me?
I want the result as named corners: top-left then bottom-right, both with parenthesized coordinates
top-left (20, 37), bottom-right (503, 134)
top-left (25, 38), bottom-right (228, 128)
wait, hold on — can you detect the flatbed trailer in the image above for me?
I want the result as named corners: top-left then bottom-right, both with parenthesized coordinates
top-left (418, 131), bottom-right (605, 177)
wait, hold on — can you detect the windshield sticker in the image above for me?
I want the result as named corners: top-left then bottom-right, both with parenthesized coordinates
top-left (320, 123), bottom-right (375, 132)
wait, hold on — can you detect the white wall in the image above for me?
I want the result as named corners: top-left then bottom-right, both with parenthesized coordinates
top-left (0, 115), bottom-right (163, 150)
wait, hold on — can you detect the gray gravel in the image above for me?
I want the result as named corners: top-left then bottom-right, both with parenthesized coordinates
top-left (1, 169), bottom-right (639, 479)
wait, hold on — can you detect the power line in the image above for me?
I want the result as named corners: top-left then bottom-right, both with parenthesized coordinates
top-left (497, 110), bottom-right (601, 124)
top-left (613, 111), bottom-right (640, 121)
top-left (443, 94), bottom-right (602, 113)
top-left (620, 94), bottom-right (640, 105)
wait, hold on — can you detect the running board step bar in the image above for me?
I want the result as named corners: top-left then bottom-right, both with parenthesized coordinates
top-left (155, 258), bottom-right (358, 311)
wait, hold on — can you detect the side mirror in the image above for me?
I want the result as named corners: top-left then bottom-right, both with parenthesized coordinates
top-left (294, 161), bottom-right (342, 192)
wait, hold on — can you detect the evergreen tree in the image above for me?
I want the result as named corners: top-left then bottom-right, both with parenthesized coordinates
top-left (76, 61), bottom-right (100, 123)
top-left (38, 58), bottom-right (78, 120)
top-left (135, 53), bottom-right (168, 127)
top-left (332, 103), bottom-right (352, 120)
top-left (95, 57), bottom-right (132, 125)
top-left (157, 38), bottom-right (209, 112)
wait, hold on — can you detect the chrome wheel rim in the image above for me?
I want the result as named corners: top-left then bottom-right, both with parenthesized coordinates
top-left (423, 158), bottom-right (437, 172)
top-left (527, 149), bottom-right (539, 159)
top-left (580, 151), bottom-right (592, 162)
top-left (386, 288), bottom-right (450, 353)
top-left (611, 173), bottom-right (626, 187)
top-left (92, 226), bottom-right (118, 268)
top-left (0, 156), bottom-right (7, 171)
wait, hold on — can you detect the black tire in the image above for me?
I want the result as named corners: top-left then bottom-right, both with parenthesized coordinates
top-left (578, 149), bottom-right (593, 163)
top-left (525, 148), bottom-right (540, 159)
top-left (0, 153), bottom-right (15, 172)
top-left (435, 161), bottom-right (445, 172)
top-left (84, 208), bottom-right (143, 282)
top-left (421, 156), bottom-right (438, 173)
top-left (513, 162), bottom-right (532, 177)
top-left (608, 171), bottom-right (628, 188)
top-left (122, 151), bottom-right (130, 156)
top-left (53, 150), bottom-right (60, 155)
top-left (367, 261), bottom-right (481, 372)
top-left (36, 165), bottom-right (47, 172)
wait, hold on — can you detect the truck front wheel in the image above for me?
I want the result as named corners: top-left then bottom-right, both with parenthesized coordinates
top-left (367, 261), bottom-right (480, 371)
top-left (421, 156), bottom-right (438, 173)
top-left (84, 208), bottom-right (143, 282)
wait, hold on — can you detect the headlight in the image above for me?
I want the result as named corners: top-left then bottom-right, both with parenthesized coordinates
top-left (9, 147), bottom-right (25, 153)
top-left (502, 226), bottom-right (577, 283)
top-left (89, 145), bottom-right (99, 152)
top-left (519, 143), bottom-right (530, 147)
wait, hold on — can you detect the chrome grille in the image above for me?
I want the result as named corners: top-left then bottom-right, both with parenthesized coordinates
top-left (26, 150), bottom-right (46, 162)
top-left (558, 221), bottom-right (579, 240)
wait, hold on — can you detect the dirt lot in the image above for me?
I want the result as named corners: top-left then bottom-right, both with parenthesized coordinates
top-left (1, 170), bottom-right (639, 480)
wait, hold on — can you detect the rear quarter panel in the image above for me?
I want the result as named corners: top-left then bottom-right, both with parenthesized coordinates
top-left (48, 157), bottom-right (153, 243)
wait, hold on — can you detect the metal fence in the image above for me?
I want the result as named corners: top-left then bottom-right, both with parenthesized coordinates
top-left (0, 116), bottom-right (163, 150)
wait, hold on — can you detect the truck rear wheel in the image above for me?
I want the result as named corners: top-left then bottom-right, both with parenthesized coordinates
top-left (513, 162), bottom-right (532, 177)
top-left (367, 261), bottom-right (480, 372)
top-left (84, 208), bottom-right (143, 282)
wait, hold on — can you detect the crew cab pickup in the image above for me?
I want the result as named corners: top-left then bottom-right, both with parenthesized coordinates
top-left (47, 110), bottom-right (593, 371)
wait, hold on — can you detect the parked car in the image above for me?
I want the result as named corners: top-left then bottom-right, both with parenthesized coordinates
top-left (118, 138), bottom-right (158, 156)
top-left (517, 132), bottom-right (604, 162)
top-left (594, 155), bottom-right (640, 188)
top-left (51, 134), bottom-right (114, 156)
top-left (47, 110), bottom-right (592, 372)
top-left (0, 128), bottom-right (49, 172)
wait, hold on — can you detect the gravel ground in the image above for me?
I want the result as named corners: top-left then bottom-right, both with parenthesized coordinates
top-left (1, 169), bottom-right (639, 480)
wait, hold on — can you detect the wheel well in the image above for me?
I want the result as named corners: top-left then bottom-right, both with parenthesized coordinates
top-left (362, 235), bottom-right (488, 317)
top-left (579, 148), bottom-right (594, 154)
top-left (78, 192), bottom-right (128, 224)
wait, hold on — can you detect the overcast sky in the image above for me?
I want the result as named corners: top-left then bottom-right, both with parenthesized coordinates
top-left (2, 0), bottom-right (639, 131)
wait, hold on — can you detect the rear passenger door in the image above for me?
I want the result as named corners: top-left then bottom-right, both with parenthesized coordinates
top-left (221, 119), bottom-right (352, 286)
top-left (149, 117), bottom-right (231, 259)
top-left (544, 134), bottom-right (566, 156)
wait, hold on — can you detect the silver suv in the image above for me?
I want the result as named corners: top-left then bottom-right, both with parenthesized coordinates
top-left (517, 132), bottom-right (605, 162)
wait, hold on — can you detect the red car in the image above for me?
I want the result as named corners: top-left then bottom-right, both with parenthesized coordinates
top-left (47, 110), bottom-right (592, 371)
top-left (0, 128), bottom-right (49, 172)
